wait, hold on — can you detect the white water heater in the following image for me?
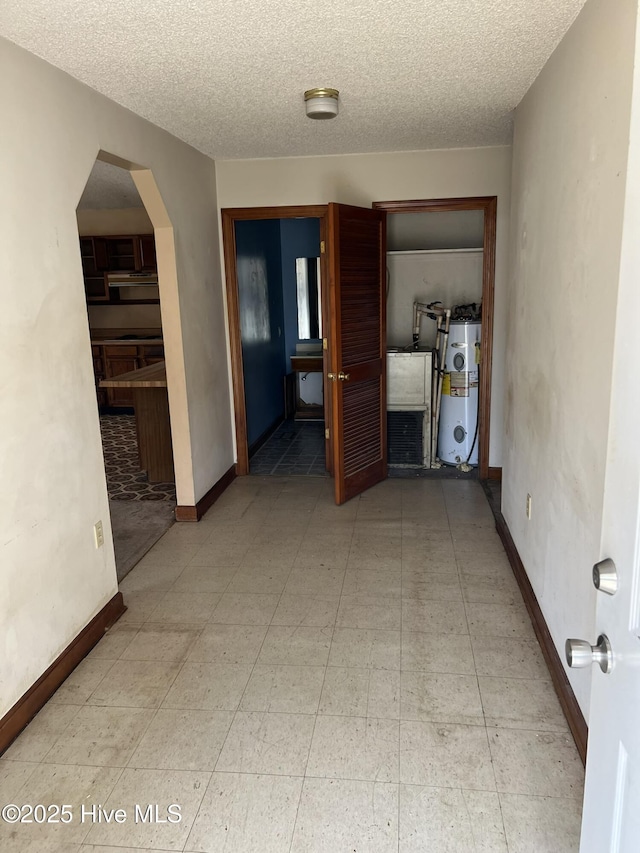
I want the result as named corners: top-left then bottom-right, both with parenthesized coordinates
top-left (437, 320), bottom-right (481, 466)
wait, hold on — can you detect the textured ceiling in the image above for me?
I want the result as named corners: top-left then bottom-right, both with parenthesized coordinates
top-left (1, 0), bottom-right (586, 160)
top-left (78, 161), bottom-right (144, 209)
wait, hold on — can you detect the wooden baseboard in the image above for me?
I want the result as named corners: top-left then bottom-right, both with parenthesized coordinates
top-left (493, 512), bottom-right (588, 765)
top-left (175, 464), bottom-right (236, 522)
top-left (487, 466), bottom-right (502, 480)
top-left (0, 591), bottom-right (126, 756)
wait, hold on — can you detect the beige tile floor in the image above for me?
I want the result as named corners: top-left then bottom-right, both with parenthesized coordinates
top-left (0, 476), bottom-right (585, 853)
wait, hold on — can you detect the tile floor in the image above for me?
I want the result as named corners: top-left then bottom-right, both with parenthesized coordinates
top-left (250, 420), bottom-right (328, 476)
top-left (0, 476), bottom-right (584, 852)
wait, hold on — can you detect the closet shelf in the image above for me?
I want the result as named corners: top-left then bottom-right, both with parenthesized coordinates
top-left (387, 248), bottom-right (483, 255)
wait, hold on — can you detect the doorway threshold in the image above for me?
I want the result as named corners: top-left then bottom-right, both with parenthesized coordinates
top-left (250, 418), bottom-right (328, 477)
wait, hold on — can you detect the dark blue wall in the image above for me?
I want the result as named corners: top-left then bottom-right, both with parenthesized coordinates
top-left (235, 219), bottom-right (285, 447)
top-left (279, 219), bottom-right (321, 358)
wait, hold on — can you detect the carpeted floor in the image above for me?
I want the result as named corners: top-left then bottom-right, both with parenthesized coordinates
top-left (109, 500), bottom-right (175, 582)
top-left (101, 414), bottom-right (176, 501)
top-left (99, 413), bottom-right (176, 581)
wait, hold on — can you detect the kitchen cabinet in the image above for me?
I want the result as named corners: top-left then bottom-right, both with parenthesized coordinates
top-left (91, 345), bottom-right (107, 408)
top-left (105, 237), bottom-right (141, 272)
top-left (80, 234), bottom-right (157, 304)
top-left (80, 237), bottom-right (109, 301)
top-left (104, 346), bottom-right (138, 407)
top-left (139, 235), bottom-right (156, 270)
top-left (91, 337), bottom-right (165, 409)
top-left (138, 344), bottom-right (164, 367)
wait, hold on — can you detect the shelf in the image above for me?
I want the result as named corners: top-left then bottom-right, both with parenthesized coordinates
top-left (387, 248), bottom-right (484, 256)
top-left (88, 299), bottom-right (160, 306)
top-left (387, 248), bottom-right (483, 255)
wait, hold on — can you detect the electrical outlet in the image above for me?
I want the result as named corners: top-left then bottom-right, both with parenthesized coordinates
top-left (94, 520), bottom-right (104, 548)
top-left (526, 494), bottom-right (532, 520)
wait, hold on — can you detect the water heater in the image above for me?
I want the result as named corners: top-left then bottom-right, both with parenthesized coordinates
top-left (437, 320), bottom-right (481, 466)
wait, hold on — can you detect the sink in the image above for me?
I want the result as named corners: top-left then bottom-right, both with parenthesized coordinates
top-left (291, 355), bottom-right (323, 371)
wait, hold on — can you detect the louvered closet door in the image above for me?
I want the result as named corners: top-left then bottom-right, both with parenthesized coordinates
top-left (328, 203), bottom-right (387, 504)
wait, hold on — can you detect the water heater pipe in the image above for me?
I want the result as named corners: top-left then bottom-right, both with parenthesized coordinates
top-left (411, 301), bottom-right (451, 465)
top-left (432, 310), bottom-right (451, 462)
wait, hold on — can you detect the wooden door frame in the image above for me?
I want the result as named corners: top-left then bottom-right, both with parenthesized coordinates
top-left (221, 205), bottom-right (329, 475)
top-left (372, 197), bottom-right (497, 480)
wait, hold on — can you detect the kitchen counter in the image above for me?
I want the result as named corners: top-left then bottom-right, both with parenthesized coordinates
top-left (100, 362), bottom-right (173, 484)
top-left (90, 328), bottom-right (163, 346)
top-left (91, 336), bottom-right (164, 345)
top-left (100, 361), bottom-right (167, 388)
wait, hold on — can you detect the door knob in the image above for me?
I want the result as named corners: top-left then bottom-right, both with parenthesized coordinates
top-left (328, 373), bottom-right (337, 381)
top-left (565, 634), bottom-right (613, 674)
top-left (338, 372), bottom-right (350, 381)
top-left (593, 558), bottom-right (618, 595)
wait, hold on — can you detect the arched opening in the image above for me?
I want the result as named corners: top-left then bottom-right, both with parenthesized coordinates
top-left (76, 152), bottom-right (190, 579)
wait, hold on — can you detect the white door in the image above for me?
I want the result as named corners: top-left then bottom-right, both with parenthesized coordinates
top-left (578, 64), bottom-right (640, 851)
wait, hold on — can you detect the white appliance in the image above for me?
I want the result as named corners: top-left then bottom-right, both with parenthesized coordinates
top-left (437, 320), bottom-right (481, 466)
top-left (386, 349), bottom-right (432, 468)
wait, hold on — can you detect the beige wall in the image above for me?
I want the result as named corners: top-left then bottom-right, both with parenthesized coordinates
top-left (76, 207), bottom-right (153, 235)
top-left (216, 146), bottom-right (511, 467)
top-left (87, 303), bottom-right (162, 330)
top-left (504, 0), bottom-right (637, 718)
top-left (0, 37), bottom-right (234, 718)
top-left (387, 251), bottom-right (483, 348)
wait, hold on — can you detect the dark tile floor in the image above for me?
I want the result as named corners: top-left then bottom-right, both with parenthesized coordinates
top-left (250, 419), bottom-right (479, 480)
top-left (250, 419), bottom-right (328, 476)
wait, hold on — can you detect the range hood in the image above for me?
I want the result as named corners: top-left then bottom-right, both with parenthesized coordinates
top-left (107, 271), bottom-right (158, 286)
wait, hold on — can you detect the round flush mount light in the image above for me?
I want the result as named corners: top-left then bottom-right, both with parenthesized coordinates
top-left (304, 88), bottom-right (339, 119)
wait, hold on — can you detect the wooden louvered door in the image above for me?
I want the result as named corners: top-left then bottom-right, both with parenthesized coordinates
top-left (328, 203), bottom-right (387, 505)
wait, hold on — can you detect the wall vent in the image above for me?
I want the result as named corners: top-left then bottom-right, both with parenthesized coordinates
top-left (387, 411), bottom-right (423, 467)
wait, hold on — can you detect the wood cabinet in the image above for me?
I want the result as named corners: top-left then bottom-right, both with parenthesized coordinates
top-left (92, 340), bottom-right (165, 409)
top-left (104, 346), bottom-right (138, 407)
top-left (80, 237), bottom-right (109, 301)
top-left (91, 344), bottom-right (107, 408)
top-left (80, 234), bottom-right (157, 304)
top-left (105, 237), bottom-right (141, 272)
top-left (139, 344), bottom-right (164, 367)
top-left (139, 235), bottom-right (156, 271)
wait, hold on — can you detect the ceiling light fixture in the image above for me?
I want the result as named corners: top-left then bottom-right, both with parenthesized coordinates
top-left (304, 88), bottom-right (339, 120)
